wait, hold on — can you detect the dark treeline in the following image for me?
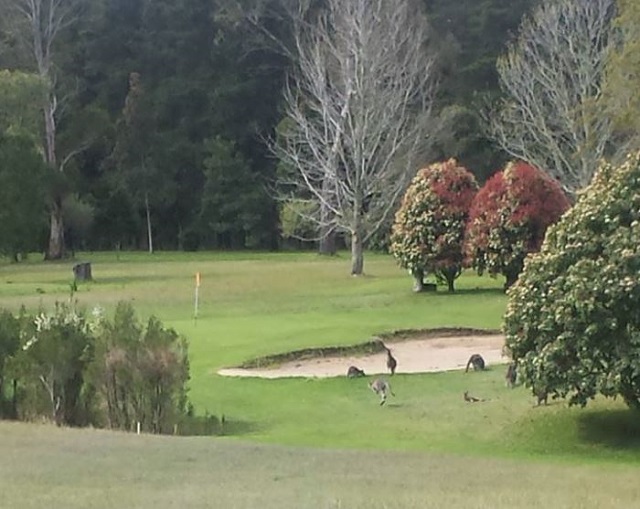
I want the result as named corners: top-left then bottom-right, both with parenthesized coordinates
top-left (0, 0), bottom-right (536, 256)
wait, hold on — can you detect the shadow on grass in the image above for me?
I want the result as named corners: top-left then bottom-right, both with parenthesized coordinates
top-left (432, 287), bottom-right (505, 297)
top-left (509, 404), bottom-right (640, 460)
top-left (577, 408), bottom-right (640, 451)
top-left (218, 418), bottom-right (265, 437)
top-left (91, 275), bottom-right (179, 285)
top-left (179, 413), bottom-right (264, 437)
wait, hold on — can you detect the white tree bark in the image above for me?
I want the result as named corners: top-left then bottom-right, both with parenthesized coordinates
top-left (2, 0), bottom-right (83, 258)
top-left (604, 0), bottom-right (640, 153)
top-left (487, 0), bottom-right (618, 195)
top-left (275, 0), bottom-right (437, 274)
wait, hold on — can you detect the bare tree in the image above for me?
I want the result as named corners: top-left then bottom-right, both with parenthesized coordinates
top-left (487, 0), bottom-right (618, 195)
top-left (275, 0), bottom-right (437, 274)
top-left (1, 0), bottom-right (85, 259)
top-left (604, 0), bottom-right (640, 152)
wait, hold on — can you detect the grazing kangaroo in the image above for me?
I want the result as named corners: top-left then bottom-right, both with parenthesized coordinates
top-left (463, 391), bottom-right (483, 403)
top-left (347, 365), bottom-right (365, 378)
top-left (384, 346), bottom-right (397, 375)
top-left (465, 354), bottom-right (485, 372)
top-left (505, 362), bottom-right (517, 388)
top-left (369, 378), bottom-right (395, 406)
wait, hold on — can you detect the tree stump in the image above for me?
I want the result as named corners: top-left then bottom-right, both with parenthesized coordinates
top-left (72, 262), bottom-right (92, 281)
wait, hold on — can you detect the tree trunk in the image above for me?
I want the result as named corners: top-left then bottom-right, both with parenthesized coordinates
top-left (44, 96), bottom-right (57, 166)
top-left (504, 271), bottom-right (519, 291)
top-left (46, 199), bottom-right (66, 260)
top-left (318, 228), bottom-right (337, 255)
top-left (446, 276), bottom-right (455, 292)
top-left (412, 269), bottom-right (425, 292)
top-left (11, 379), bottom-right (18, 419)
top-left (319, 173), bottom-right (337, 255)
top-left (350, 229), bottom-right (364, 275)
top-left (145, 192), bottom-right (154, 254)
top-left (43, 89), bottom-right (67, 260)
top-left (442, 267), bottom-right (457, 293)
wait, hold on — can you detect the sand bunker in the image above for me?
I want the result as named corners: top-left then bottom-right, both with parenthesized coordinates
top-left (218, 333), bottom-right (507, 379)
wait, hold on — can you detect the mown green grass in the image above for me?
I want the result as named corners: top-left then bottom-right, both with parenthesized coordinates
top-left (1, 251), bottom-right (639, 471)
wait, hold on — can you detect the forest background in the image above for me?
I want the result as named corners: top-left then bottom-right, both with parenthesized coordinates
top-left (1, 0), bottom-right (542, 257)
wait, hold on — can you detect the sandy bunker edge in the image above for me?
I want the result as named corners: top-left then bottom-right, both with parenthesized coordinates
top-left (217, 328), bottom-right (507, 379)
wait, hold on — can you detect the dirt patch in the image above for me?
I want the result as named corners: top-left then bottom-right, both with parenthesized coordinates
top-left (218, 331), bottom-right (507, 379)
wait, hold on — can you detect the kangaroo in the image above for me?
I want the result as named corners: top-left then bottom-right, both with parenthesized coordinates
top-left (465, 354), bottom-right (485, 373)
top-left (347, 365), bottom-right (365, 378)
top-left (505, 362), bottom-right (517, 388)
top-left (385, 346), bottom-right (397, 375)
top-left (369, 378), bottom-right (395, 406)
top-left (535, 388), bottom-right (548, 406)
top-left (463, 391), bottom-right (483, 403)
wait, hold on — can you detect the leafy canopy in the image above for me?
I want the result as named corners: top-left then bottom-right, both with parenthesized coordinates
top-left (0, 133), bottom-right (49, 259)
top-left (465, 161), bottom-right (569, 289)
top-left (504, 152), bottom-right (640, 409)
top-left (391, 159), bottom-right (477, 291)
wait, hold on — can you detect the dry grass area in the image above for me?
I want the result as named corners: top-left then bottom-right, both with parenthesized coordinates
top-left (1, 421), bottom-right (639, 509)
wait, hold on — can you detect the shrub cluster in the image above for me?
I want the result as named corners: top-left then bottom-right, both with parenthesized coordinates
top-left (0, 301), bottom-right (212, 434)
top-left (504, 152), bottom-right (640, 409)
top-left (391, 159), bottom-right (569, 291)
top-left (465, 161), bottom-right (570, 289)
top-left (390, 159), bottom-right (478, 292)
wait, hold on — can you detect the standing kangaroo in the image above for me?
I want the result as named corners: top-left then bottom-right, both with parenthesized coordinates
top-left (384, 346), bottom-right (397, 375)
top-left (369, 378), bottom-right (395, 406)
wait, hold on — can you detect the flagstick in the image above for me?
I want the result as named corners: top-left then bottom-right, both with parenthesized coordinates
top-left (194, 272), bottom-right (201, 322)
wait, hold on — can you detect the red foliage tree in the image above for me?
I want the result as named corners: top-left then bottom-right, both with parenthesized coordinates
top-left (465, 161), bottom-right (570, 289)
top-left (391, 159), bottom-right (478, 292)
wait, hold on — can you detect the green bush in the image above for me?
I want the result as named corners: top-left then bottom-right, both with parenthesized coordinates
top-left (10, 302), bottom-right (94, 425)
top-left (0, 309), bottom-right (20, 417)
top-left (2, 301), bottom-right (201, 434)
top-left (504, 152), bottom-right (640, 409)
top-left (465, 161), bottom-right (569, 290)
top-left (89, 302), bottom-right (190, 434)
top-left (390, 159), bottom-right (478, 292)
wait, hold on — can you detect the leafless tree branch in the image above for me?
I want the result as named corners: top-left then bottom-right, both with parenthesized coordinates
top-left (274, 0), bottom-right (437, 274)
top-left (486, 0), bottom-right (619, 195)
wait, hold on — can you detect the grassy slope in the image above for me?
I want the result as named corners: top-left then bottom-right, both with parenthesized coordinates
top-left (1, 421), bottom-right (639, 509)
top-left (1, 251), bottom-right (639, 508)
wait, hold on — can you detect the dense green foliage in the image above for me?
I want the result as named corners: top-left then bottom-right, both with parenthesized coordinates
top-left (89, 302), bottom-right (190, 433)
top-left (0, 70), bottom-right (45, 138)
top-left (425, 0), bottom-right (537, 181)
top-left (504, 152), bottom-right (640, 410)
top-left (465, 161), bottom-right (570, 289)
top-left (0, 0), bottom-right (538, 256)
top-left (0, 134), bottom-right (49, 260)
top-left (1, 300), bottom-right (192, 433)
top-left (391, 159), bottom-right (477, 292)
